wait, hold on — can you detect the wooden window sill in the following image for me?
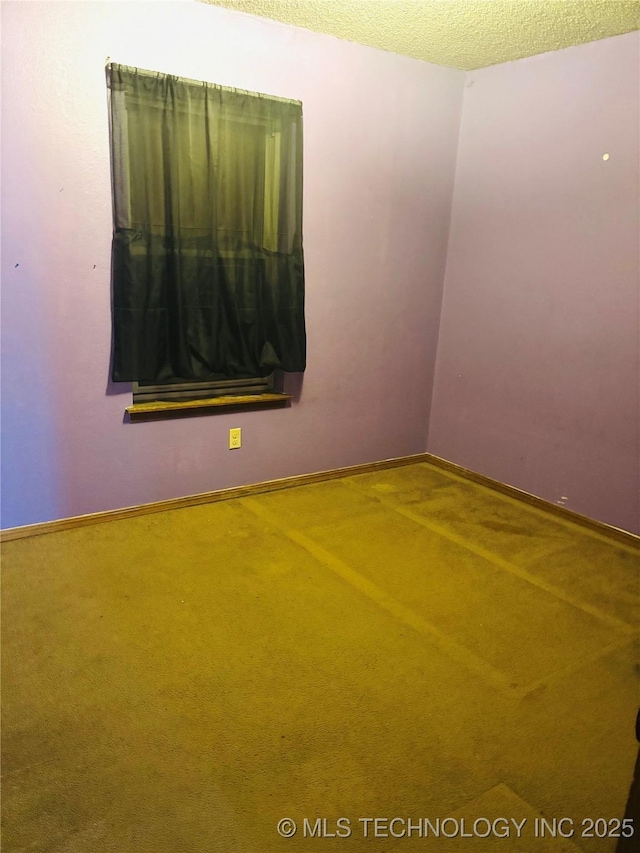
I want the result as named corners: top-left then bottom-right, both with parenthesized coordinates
top-left (126, 393), bottom-right (292, 422)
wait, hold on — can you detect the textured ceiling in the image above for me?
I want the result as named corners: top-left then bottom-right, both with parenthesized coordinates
top-left (200, 0), bottom-right (640, 70)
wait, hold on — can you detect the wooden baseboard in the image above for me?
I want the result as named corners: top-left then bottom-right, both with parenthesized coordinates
top-left (423, 453), bottom-right (640, 550)
top-left (2, 451), bottom-right (638, 549)
top-left (0, 453), bottom-right (429, 542)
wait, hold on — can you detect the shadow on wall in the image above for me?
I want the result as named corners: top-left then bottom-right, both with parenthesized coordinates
top-left (105, 379), bottom-right (131, 397)
top-left (616, 711), bottom-right (640, 852)
top-left (280, 370), bottom-right (304, 402)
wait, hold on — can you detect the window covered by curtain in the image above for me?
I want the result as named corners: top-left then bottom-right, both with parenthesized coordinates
top-left (107, 64), bottom-right (306, 384)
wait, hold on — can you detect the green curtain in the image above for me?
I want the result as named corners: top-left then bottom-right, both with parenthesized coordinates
top-left (107, 64), bottom-right (306, 383)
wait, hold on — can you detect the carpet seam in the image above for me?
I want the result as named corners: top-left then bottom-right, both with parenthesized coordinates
top-left (339, 478), bottom-right (636, 637)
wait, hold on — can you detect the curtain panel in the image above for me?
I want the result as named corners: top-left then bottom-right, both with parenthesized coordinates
top-left (107, 64), bottom-right (306, 383)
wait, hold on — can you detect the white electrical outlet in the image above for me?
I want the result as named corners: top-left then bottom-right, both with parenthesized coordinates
top-left (229, 427), bottom-right (242, 449)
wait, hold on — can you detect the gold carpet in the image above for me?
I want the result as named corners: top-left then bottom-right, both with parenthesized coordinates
top-left (2, 461), bottom-right (638, 851)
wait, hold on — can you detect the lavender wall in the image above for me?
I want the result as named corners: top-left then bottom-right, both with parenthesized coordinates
top-left (0, 0), bottom-right (463, 528)
top-left (4, 5), bottom-right (637, 534)
top-left (428, 33), bottom-right (640, 534)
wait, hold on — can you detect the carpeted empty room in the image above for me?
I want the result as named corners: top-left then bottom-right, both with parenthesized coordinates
top-left (2, 1), bottom-right (640, 851)
top-left (2, 461), bottom-right (639, 851)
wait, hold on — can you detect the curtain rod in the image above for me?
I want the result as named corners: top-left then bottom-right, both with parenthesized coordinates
top-left (106, 62), bottom-right (302, 107)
